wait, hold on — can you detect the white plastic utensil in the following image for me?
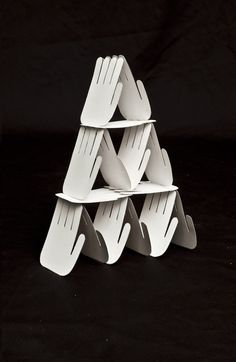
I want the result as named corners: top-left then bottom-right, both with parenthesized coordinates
top-left (40, 199), bottom-right (85, 276)
top-left (118, 56), bottom-right (151, 120)
top-left (125, 198), bottom-right (151, 256)
top-left (140, 191), bottom-right (178, 257)
top-left (63, 127), bottom-right (103, 199)
top-left (172, 191), bottom-right (197, 249)
top-left (94, 197), bottom-right (130, 264)
top-left (81, 56), bottom-right (124, 126)
top-left (145, 124), bottom-right (173, 185)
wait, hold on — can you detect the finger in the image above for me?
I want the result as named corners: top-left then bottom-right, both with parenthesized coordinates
top-left (116, 197), bottom-right (128, 220)
top-left (153, 193), bottom-right (161, 212)
top-left (60, 201), bottom-right (70, 226)
top-left (74, 126), bottom-right (86, 154)
top-left (161, 149), bottom-right (173, 184)
top-left (110, 57), bottom-right (124, 86)
top-left (118, 223), bottom-right (130, 248)
top-left (110, 81), bottom-right (123, 108)
top-left (89, 155), bottom-right (102, 184)
top-left (137, 149), bottom-right (151, 183)
top-left (139, 124), bottom-right (152, 150)
top-left (52, 198), bottom-right (64, 224)
top-left (71, 205), bottom-right (83, 231)
top-left (81, 127), bottom-right (90, 155)
top-left (103, 130), bottom-right (115, 152)
top-left (141, 222), bottom-right (151, 245)
top-left (134, 124), bottom-right (144, 149)
top-left (119, 127), bottom-right (131, 151)
top-left (126, 126), bottom-right (136, 148)
top-left (91, 57), bottom-right (103, 85)
top-left (119, 56), bottom-right (131, 83)
top-left (164, 191), bottom-right (176, 220)
top-left (164, 217), bottom-right (178, 244)
top-left (106, 55), bottom-right (118, 84)
top-left (71, 234), bottom-right (85, 263)
top-left (142, 194), bottom-right (153, 211)
top-left (185, 215), bottom-right (197, 249)
top-left (89, 129), bottom-right (104, 157)
top-left (99, 56), bottom-right (111, 83)
top-left (104, 200), bottom-right (113, 218)
top-left (95, 202), bottom-right (106, 220)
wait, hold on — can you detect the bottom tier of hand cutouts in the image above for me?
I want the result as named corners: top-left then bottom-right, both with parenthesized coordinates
top-left (40, 189), bottom-right (196, 276)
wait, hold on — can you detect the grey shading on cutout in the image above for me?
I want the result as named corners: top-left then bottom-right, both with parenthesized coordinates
top-left (81, 56), bottom-right (124, 126)
top-left (80, 207), bottom-right (108, 263)
top-left (99, 124), bottom-right (151, 190)
top-left (125, 198), bottom-right (151, 256)
top-left (118, 56), bottom-right (151, 120)
top-left (140, 191), bottom-right (178, 257)
top-left (93, 198), bottom-right (131, 264)
top-left (145, 124), bottom-right (173, 186)
top-left (40, 199), bottom-right (85, 276)
top-left (63, 127), bottom-right (103, 199)
top-left (171, 191), bottom-right (197, 249)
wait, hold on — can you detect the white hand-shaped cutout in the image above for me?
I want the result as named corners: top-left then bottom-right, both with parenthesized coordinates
top-left (140, 191), bottom-right (178, 257)
top-left (172, 191), bottom-right (197, 249)
top-left (118, 56), bottom-right (151, 120)
top-left (81, 56), bottom-right (124, 126)
top-left (99, 125), bottom-right (151, 190)
top-left (118, 124), bottom-right (151, 189)
top-left (94, 198), bottom-right (130, 264)
top-left (145, 124), bottom-right (173, 185)
top-left (63, 127), bottom-right (103, 199)
top-left (40, 199), bottom-right (85, 276)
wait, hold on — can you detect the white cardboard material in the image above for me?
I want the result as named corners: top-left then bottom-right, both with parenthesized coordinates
top-left (99, 124), bottom-right (151, 190)
top-left (80, 207), bottom-right (109, 263)
top-left (85, 119), bottom-right (155, 129)
top-left (93, 197), bottom-right (131, 264)
top-left (40, 199), bottom-right (85, 276)
top-left (125, 198), bottom-right (151, 256)
top-left (63, 127), bottom-right (103, 199)
top-left (118, 123), bottom-right (151, 189)
top-left (81, 56), bottom-right (124, 126)
top-left (172, 191), bottom-right (197, 249)
top-left (117, 181), bottom-right (178, 195)
top-left (145, 124), bottom-right (173, 185)
top-left (40, 55), bottom-right (197, 276)
top-left (118, 56), bottom-right (151, 120)
top-left (140, 191), bottom-right (178, 257)
top-left (56, 188), bottom-right (123, 204)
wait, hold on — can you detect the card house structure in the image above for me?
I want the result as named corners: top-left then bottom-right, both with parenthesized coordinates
top-left (40, 55), bottom-right (197, 276)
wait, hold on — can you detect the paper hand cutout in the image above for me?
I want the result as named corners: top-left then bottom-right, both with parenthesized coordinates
top-left (125, 198), bottom-right (151, 256)
top-left (99, 124), bottom-right (151, 190)
top-left (40, 199), bottom-right (85, 276)
top-left (94, 198), bottom-right (131, 264)
top-left (118, 56), bottom-right (151, 120)
top-left (118, 124), bottom-right (151, 189)
top-left (63, 127), bottom-right (103, 199)
top-left (81, 56), bottom-right (124, 126)
top-left (172, 191), bottom-right (197, 249)
top-left (140, 191), bottom-right (178, 257)
top-left (145, 124), bottom-right (173, 185)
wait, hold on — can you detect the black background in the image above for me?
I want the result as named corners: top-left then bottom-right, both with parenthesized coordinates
top-left (1, 1), bottom-right (236, 361)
